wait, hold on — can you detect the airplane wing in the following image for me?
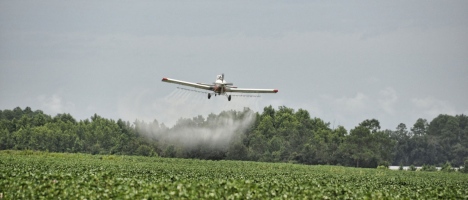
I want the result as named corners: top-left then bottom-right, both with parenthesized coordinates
top-left (162, 78), bottom-right (212, 90)
top-left (227, 88), bottom-right (278, 93)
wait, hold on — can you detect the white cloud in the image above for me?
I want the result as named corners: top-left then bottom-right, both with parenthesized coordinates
top-left (378, 87), bottom-right (398, 115)
top-left (367, 76), bottom-right (380, 84)
top-left (315, 93), bottom-right (373, 129)
top-left (411, 97), bottom-right (456, 119)
top-left (291, 100), bottom-right (324, 118)
top-left (315, 89), bottom-right (402, 130)
top-left (328, 92), bottom-right (369, 113)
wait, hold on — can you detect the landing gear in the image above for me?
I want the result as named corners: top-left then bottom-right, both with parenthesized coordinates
top-left (209, 93), bottom-right (231, 101)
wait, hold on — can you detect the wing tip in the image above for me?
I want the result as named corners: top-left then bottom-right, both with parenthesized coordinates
top-left (274, 89), bottom-right (278, 93)
top-left (162, 77), bottom-right (168, 81)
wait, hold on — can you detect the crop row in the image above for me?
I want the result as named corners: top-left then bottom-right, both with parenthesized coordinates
top-left (1, 151), bottom-right (467, 199)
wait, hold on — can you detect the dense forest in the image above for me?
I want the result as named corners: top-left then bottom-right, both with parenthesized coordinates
top-left (1, 106), bottom-right (467, 168)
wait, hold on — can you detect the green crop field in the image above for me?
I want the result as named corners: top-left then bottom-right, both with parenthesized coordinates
top-left (1, 151), bottom-right (467, 199)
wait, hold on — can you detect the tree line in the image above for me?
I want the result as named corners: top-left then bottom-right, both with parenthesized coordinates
top-left (1, 106), bottom-right (467, 169)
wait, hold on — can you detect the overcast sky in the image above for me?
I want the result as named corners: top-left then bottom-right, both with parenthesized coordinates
top-left (1, 1), bottom-right (467, 130)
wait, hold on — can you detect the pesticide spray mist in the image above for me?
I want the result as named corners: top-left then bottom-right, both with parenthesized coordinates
top-left (118, 88), bottom-right (262, 151)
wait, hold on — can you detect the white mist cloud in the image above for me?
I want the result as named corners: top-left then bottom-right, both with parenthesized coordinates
top-left (38, 94), bottom-right (75, 116)
top-left (121, 88), bottom-right (258, 149)
top-left (156, 111), bottom-right (256, 149)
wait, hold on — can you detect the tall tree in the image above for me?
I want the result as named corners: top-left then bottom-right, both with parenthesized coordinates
top-left (411, 118), bottom-right (428, 136)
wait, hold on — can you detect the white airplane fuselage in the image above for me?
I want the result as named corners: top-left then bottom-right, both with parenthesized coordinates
top-left (213, 76), bottom-right (230, 95)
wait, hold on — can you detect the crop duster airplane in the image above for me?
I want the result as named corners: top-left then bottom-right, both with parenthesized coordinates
top-left (162, 74), bottom-right (278, 101)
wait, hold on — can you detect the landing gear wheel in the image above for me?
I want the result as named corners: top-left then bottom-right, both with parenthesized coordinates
top-left (228, 95), bottom-right (231, 101)
top-left (208, 93), bottom-right (211, 99)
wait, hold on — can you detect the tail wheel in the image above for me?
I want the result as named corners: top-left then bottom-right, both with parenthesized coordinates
top-left (228, 95), bottom-right (231, 101)
top-left (208, 93), bottom-right (211, 99)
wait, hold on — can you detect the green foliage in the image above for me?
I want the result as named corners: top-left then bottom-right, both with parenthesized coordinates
top-left (379, 161), bottom-right (390, 168)
top-left (359, 119), bottom-right (381, 133)
top-left (408, 165), bottom-right (417, 171)
top-left (411, 118), bottom-right (428, 136)
top-left (1, 151), bottom-right (467, 199)
top-left (135, 144), bottom-right (157, 157)
top-left (461, 160), bottom-right (468, 173)
top-left (421, 164), bottom-right (438, 172)
top-left (441, 161), bottom-right (454, 172)
top-left (337, 122), bottom-right (393, 168)
top-left (377, 165), bottom-right (388, 170)
top-left (392, 114), bottom-right (468, 167)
